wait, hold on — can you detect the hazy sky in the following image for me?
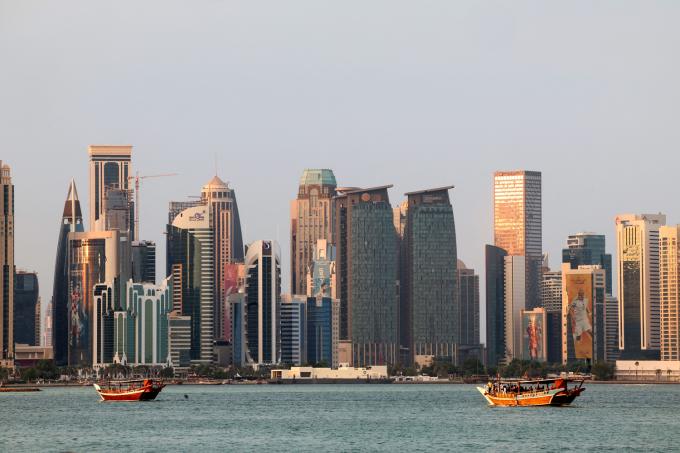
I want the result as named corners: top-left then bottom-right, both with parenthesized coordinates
top-left (2, 1), bottom-right (679, 339)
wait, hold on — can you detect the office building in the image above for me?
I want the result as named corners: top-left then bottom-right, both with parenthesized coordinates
top-left (281, 296), bottom-right (306, 366)
top-left (14, 271), bottom-right (39, 346)
top-left (520, 307), bottom-right (547, 362)
top-left (200, 176), bottom-right (244, 341)
top-left (504, 255), bottom-right (526, 363)
top-left (542, 270), bottom-right (562, 363)
top-left (229, 293), bottom-right (247, 366)
top-left (132, 240), bottom-right (156, 284)
top-left (101, 187), bottom-right (133, 306)
top-left (604, 295), bottom-right (620, 362)
top-left (660, 226), bottom-right (680, 361)
top-left (563, 233), bottom-right (613, 295)
top-left (616, 213), bottom-right (665, 359)
top-left (400, 187), bottom-right (459, 363)
top-left (458, 261), bottom-right (480, 346)
top-left (92, 283), bottom-right (115, 367)
top-left (44, 301), bottom-right (53, 347)
top-left (306, 296), bottom-right (338, 367)
top-left (561, 264), bottom-right (606, 364)
top-left (166, 204), bottom-right (214, 364)
top-left (485, 245), bottom-right (507, 367)
top-left (0, 161), bottom-right (13, 362)
top-left (67, 230), bottom-right (119, 366)
top-left (306, 240), bottom-right (336, 298)
top-left (244, 240), bottom-right (281, 366)
top-left (222, 263), bottom-right (246, 343)
top-left (493, 170), bottom-right (542, 309)
top-left (88, 145), bottom-right (132, 234)
top-left (290, 169), bottom-right (337, 296)
top-left (334, 186), bottom-right (398, 366)
top-left (167, 310), bottom-right (192, 372)
top-left (51, 179), bottom-right (85, 365)
top-left (124, 278), bottom-right (172, 366)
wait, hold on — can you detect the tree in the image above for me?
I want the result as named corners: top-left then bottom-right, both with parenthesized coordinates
top-left (591, 361), bottom-right (615, 381)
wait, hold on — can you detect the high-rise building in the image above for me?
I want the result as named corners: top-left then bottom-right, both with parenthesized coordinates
top-left (51, 180), bottom-right (84, 365)
top-left (92, 283), bottom-right (115, 367)
top-left (131, 240), bottom-right (156, 284)
top-left (561, 264), bottom-right (606, 364)
top-left (14, 271), bottom-right (39, 346)
top-left (615, 213), bottom-right (665, 359)
top-left (604, 295), bottom-right (620, 362)
top-left (229, 293), bottom-right (247, 366)
top-left (244, 240), bottom-right (281, 366)
top-left (493, 170), bottom-right (542, 309)
top-left (520, 307), bottom-right (547, 362)
top-left (0, 161), bottom-right (14, 362)
top-left (290, 169), bottom-right (337, 296)
top-left (280, 296), bottom-right (306, 366)
top-left (34, 299), bottom-right (41, 347)
top-left (44, 301), bottom-right (53, 347)
top-left (306, 240), bottom-right (336, 299)
top-left (101, 187), bottom-right (133, 306)
top-left (562, 233), bottom-right (613, 295)
top-left (167, 310), bottom-right (192, 373)
top-left (504, 255), bottom-right (526, 363)
top-left (166, 204), bottom-right (214, 365)
top-left (541, 270), bottom-right (562, 363)
top-left (88, 145), bottom-right (132, 234)
top-left (485, 245), bottom-right (507, 367)
top-left (400, 187), bottom-right (458, 364)
top-left (458, 261), bottom-right (480, 346)
top-left (67, 231), bottom-right (119, 366)
top-left (200, 176), bottom-right (244, 341)
top-left (334, 186), bottom-right (398, 366)
top-left (659, 225), bottom-right (680, 361)
top-left (306, 296), bottom-right (338, 367)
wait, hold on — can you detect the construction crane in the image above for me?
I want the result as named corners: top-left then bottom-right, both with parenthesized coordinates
top-left (128, 172), bottom-right (178, 241)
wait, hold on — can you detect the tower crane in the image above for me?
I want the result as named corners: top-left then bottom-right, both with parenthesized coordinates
top-left (128, 172), bottom-right (178, 241)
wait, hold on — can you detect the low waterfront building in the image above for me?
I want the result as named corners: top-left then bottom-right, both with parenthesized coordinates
top-left (271, 364), bottom-right (388, 380)
top-left (14, 344), bottom-right (54, 367)
top-left (615, 360), bottom-right (680, 382)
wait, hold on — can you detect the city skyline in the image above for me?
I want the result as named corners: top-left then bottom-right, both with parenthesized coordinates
top-left (3, 3), bottom-right (680, 343)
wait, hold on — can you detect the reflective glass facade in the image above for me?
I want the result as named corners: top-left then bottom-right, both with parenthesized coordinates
top-left (280, 298), bottom-right (306, 365)
top-left (485, 245), bottom-right (507, 367)
top-left (562, 233), bottom-right (613, 295)
top-left (306, 296), bottom-right (334, 366)
top-left (14, 271), bottom-right (39, 346)
top-left (458, 266), bottom-right (480, 346)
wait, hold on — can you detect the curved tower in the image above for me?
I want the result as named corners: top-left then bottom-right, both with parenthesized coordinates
top-left (52, 180), bottom-right (84, 366)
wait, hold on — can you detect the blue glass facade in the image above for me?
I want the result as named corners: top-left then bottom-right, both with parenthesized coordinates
top-left (306, 297), bottom-right (333, 365)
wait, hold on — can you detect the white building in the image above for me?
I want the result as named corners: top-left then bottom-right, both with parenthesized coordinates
top-left (271, 364), bottom-right (388, 380)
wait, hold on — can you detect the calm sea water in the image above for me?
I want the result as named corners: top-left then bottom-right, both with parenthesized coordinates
top-left (1, 383), bottom-right (679, 452)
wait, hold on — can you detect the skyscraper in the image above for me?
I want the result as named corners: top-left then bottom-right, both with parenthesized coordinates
top-left (280, 296), bottom-right (306, 366)
top-left (542, 270), bottom-right (563, 363)
top-left (88, 145), bottom-right (132, 234)
top-left (244, 240), bottom-right (281, 366)
top-left (290, 169), bottom-right (337, 296)
top-left (166, 204), bottom-right (214, 364)
top-left (52, 180), bottom-right (84, 365)
top-left (200, 176), bottom-right (244, 341)
top-left (659, 225), bottom-right (680, 361)
top-left (493, 170), bottom-right (542, 309)
top-left (400, 187), bottom-right (458, 363)
top-left (334, 186), bottom-right (398, 366)
top-left (131, 240), bottom-right (156, 284)
top-left (485, 245), bottom-right (507, 367)
top-left (604, 295), bottom-right (620, 362)
top-left (0, 161), bottom-right (13, 362)
top-left (504, 255), bottom-right (526, 363)
top-left (458, 261), bottom-right (480, 346)
top-left (14, 271), bottom-right (39, 346)
top-left (562, 233), bottom-right (613, 295)
top-left (615, 213), bottom-right (665, 359)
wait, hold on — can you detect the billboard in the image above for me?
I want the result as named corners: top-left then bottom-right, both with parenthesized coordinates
top-left (521, 310), bottom-right (546, 362)
top-left (564, 273), bottom-right (593, 359)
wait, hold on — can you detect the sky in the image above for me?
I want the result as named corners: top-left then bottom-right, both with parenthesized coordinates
top-left (2, 1), bottom-right (680, 340)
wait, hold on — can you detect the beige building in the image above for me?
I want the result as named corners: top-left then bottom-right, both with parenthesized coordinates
top-left (659, 225), bottom-right (680, 361)
top-left (88, 145), bottom-right (132, 232)
top-left (271, 364), bottom-right (388, 380)
top-left (615, 213), bottom-right (665, 357)
top-left (0, 161), bottom-right (14, 362)
top-left (493, 170), bottom-right (542, 309)
top-left (616, 360), bottom-right (680, 382)
top-left (504, 255), bottom-right (526, 363)
top-left (290, 169), bottom-right (337, 296)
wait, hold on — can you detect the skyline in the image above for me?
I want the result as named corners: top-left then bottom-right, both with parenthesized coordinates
top-left (3, 2), bottom-right (680, 341)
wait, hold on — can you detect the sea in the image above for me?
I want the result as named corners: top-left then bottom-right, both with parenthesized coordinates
top-left (1, 383), bottom-right (679, 452)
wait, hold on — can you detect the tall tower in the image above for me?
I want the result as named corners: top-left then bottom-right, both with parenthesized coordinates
top-left (51, 180), bottom-right (84, 365)
top-left (400, 186), bottom-right (458, 363)
top-left (290, 169), bottom-right (337, 296)
top-left (485, 244), bottom-right (507, 367)
top-left (0, 161), bottom-right (14, 361)
top-left (493, 170), bottom-right (542, 309)
top-left (334, 186), bottom-right (398, 366)
top-left (14, 271), bottom-right (39, 346)
top-left (88, 145), bottom-right (132, 232)
top-left (244, 240), bottom-right (281, 366)
top-left (659, 225), bottom-right (680, 361)
top-left (562, 233), bottom-right (613, 295)
top-left (166, 204), bottom-right (214, 364)
top-left (458, 261), bottom-right (480, 346)
top-left (504, 255), bottom-right (526, 363)
top-left (200, 175), bottom-right (244, 340)
top-left (615, 213), bottom-right (665, 359)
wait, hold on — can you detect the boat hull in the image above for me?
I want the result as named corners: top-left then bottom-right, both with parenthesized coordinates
top-left (477, 386), bottom-right (583, 407)
top-left (94, 382), bottom-right (165, 402)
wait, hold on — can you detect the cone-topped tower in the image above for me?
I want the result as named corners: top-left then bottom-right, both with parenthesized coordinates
top-left (52, 179), bottom-right (84, 365)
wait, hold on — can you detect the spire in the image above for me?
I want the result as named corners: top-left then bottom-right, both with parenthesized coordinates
top-left (63, 178), bottom-right (83, 229)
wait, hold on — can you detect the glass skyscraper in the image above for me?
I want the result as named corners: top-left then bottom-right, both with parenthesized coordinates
top-left (334, 186), bottom-right (398, 366)
top-left (562, 233), bottom-right (612, 295)
top-left (280, 297), bottom-right (306, 366)
top-left (14, 271), bottom-right (39, 346)
top-left (400, 186), bottom-right (458, 363)
top-left (458, 262), bottom-right (480, 346)
top-left (485, 245), bottom-right (507, 367)
top-left (0, 161), bottom-right (14, 361)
